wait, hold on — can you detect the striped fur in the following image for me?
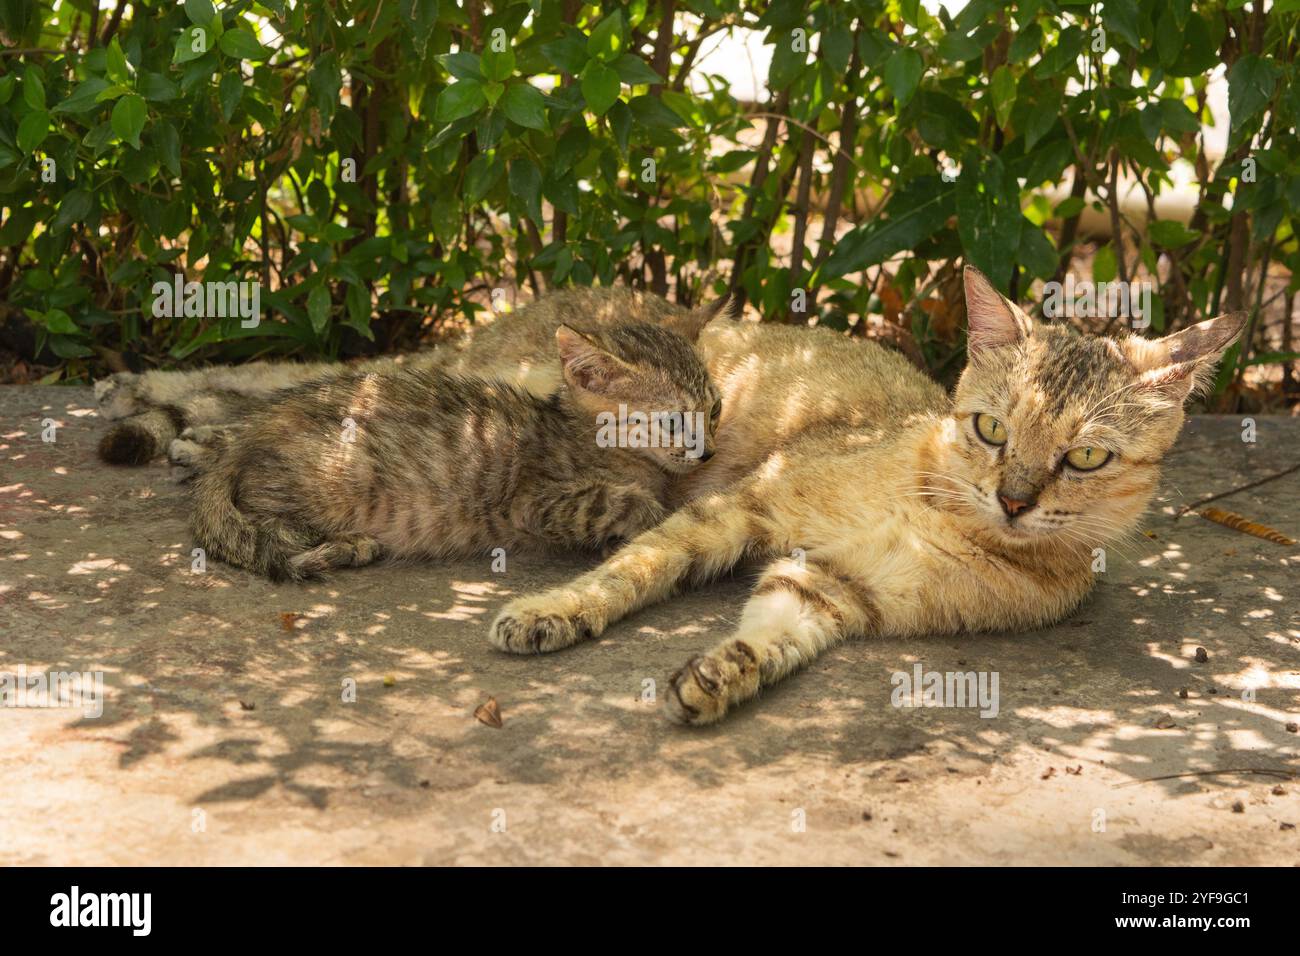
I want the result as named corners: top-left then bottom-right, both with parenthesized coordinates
top-left (490, 269), bottom-right (1246, 725)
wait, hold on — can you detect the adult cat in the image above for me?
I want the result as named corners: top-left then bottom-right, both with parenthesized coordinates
top-left (487, 268), bottom-right (1245, 725)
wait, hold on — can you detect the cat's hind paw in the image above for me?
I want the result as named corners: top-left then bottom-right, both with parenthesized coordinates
top-left (664, 640), bottom-right (760, 726)
top-left (167, 437), bottom-right (203, 468)
top-left (489, 592), bottom-right (601, 654)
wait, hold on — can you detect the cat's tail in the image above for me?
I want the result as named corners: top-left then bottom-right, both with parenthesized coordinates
top-left (189, 466), bottom-right (306, 583)
top-left (98, 408), bottom-right (183, 465)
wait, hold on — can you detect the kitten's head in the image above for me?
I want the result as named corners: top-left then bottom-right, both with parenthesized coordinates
top-left (942, 266), bottom-right (1244, 548)
top-left (555, 301), bottom-right (726, 473)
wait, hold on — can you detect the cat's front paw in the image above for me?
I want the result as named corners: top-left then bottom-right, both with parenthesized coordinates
top-left (664, 640), bottom-right (760, 726)
top-left (489, 591), bottom-right (603, 654)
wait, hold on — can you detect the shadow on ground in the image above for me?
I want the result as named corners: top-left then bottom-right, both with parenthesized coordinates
top-left (1, 388), bottom-right (1296, 864)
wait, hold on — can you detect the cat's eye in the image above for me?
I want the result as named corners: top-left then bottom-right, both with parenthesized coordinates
top-left (1064, 446), bottom-right (1111, 471)
top-left (710, 399), bottom-right (722, 422)
top-left (974, 413), bottom-right (1007, 446)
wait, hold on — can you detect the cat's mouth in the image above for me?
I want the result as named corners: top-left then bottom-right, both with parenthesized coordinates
top-left (664, 454), bottom-right (706, 474)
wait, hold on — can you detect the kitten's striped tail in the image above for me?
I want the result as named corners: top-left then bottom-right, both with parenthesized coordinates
top-left (98, 408), bottom-right (183, 465)
top-left (189, 467), bottom-right (300, 582)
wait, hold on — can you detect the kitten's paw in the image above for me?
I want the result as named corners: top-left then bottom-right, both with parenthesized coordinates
top-left (489, 592), bottom-right (602, 654)
top-left (664, 640), bottom-right (760, 726)
top-left (168, 437), bottom-right (203, 467)
top-left (93, 372), bottom-right (141, 419)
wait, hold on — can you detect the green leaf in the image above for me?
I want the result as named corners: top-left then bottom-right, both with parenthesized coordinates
top-left (1009, 24), bottom-right (1042, 62)
top-left (111, 94), bottom-right (147, 149)
top-left (139, 72), bottom-right (180, 102)
top-left (435, 79), bottom-right (487, 122)
top-left (990, 66), bottom-right (1015, 129)
top-left (482, 43), bottom-right (516, 82)
top-left (156, 121), bottom-right (181, 177)
top-left (1017, 219), bottom-right (1058, 280)
top-left (587, 12), bottom-right (625, 63)
top-left (1053, 196), bottom-right (1085, 219)
top-left (884, 49), bottom-right (923, 108)
top-left (307, 284), bottom-right (331, 333)
top-left (464, 152), bottom-right (504, 203)
top-left (0, 206), bottom-right (37, 245)
top-left (437, 52), bottom-right (484, 81)
top-left (541, 35), bottom-right (589, 75)
top-left (17, 110), bottom-right (50, 154)
top-left (580, 62), bottom-right (621, 116)
top-left (53, 78), bottom-right (111, 113)
top-left (612, 54), bottom-right (662, 86)
top-left (500, 83), bottom-right (547, 130)
top-left (219, 29), bottom-right (268, 61)
top-left (1147, 219), bottom-right (1199, 248)
top-left (1227, 55), bottom-right (1280, 133)
top-left (49, 335), bottom-right (95, 359)
top-left (185, 0), bottom-right (217, 27)
top-left (1104, 0), bottom-right (1141, 50)
top-left (0, 74), bottom-right (16, 105)
top-left (767, 32), bottom-right (807, 90)
top-left (399, 0), bottom-right (439, 58)
top-left (509, 157), bottom-right (543, 223)
top-left (106, 37), bottom-right (131, 84)
top-left (22, 66), bottom-right (45, 110)
top-left (42, 309), bottom-right (80, 334)
top-left (607, 99), bottom-right (632, 152)
top-left (1092, 243), bottom-right (1117, 283)
top-left (628, 94), bottom-right (684, 128)
top-left (937, 31), bottom-right (982, 63)
top-left (174, 26), bottom-right (211, 64)
top-left (218, 71), bottom-right (243, 120)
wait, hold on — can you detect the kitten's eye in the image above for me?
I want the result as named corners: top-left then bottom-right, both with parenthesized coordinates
top-left (974, 413), bottom-right (1007, 446)
top-left (710, 399), bottom-right (722, 422)
top-left (1065, 446), bottom-right (1111, 471)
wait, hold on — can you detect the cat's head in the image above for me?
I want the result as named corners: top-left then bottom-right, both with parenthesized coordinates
top-left (555, 302), bottom-right (726, 474)
top-left (942, 266), bottom-right (1245, 548)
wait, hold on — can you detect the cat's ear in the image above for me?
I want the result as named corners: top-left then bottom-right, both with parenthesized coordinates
top-left (964, 265), bottom-right (1033, 355)
top-left (664, 294), bottom-right (733, 343)
top-left (1122, 311), bottom-right (1248, 399)
top-left (556, 325), bottom-right (635, 395)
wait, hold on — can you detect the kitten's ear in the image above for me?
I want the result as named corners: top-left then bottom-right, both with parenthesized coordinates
top-left (556, 325), bottom-right (635, 395)
top-left (664, 294), bottom-right (733, 342)
top-left (964, 265), bottom-right (1033, 355)
top-left (1122, 311), bottom-right (1248, 399)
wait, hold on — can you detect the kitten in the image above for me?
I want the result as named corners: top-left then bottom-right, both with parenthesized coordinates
top-left (189, 314), bottom-right (723, 582)
top-left (95, 361), bottom-right (353, 466)
top-left (94, 288), bottom-right (713, 467)
top-left (487, 268), bottom-right (1246, 725)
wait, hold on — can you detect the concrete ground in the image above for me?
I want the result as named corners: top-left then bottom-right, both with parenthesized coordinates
top-left (1, 385), bottom-right (1297, 866)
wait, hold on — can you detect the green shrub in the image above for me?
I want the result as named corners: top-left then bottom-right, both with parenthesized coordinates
top-left (0, 0), bottom-right (1296, 397)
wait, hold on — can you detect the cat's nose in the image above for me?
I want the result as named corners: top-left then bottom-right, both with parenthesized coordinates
top-left (998, 492), bottom-right (1035, 518)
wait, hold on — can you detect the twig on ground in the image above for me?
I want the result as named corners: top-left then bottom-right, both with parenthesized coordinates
top-left (1173, 461), bottom-right (1300, 518)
